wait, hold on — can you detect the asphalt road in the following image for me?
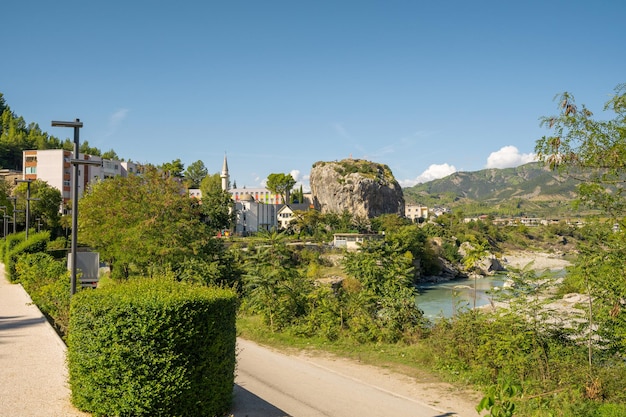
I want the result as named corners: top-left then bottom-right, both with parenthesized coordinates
top-left (231, 338), bottom-right (479, 417)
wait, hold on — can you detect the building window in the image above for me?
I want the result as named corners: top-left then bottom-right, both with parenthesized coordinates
top-left (25, 166), bottom-right (37, 174)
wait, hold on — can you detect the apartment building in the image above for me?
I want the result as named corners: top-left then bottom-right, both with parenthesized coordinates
top-left (22, 149), bottom-right (138, 206)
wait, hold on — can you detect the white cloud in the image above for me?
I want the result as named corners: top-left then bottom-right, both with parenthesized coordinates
top-left (400, 163), bottom-right (457, 187)
top-left (290, 169), bottom-right (301, 182)
top-left (110, 108), bottom-right (129, 126)
top-left (103, 108), bottom-right (129, 138)
top-left (290, 169), bottom-right (311, 192)
top-left (485, 145), bottom-right (536, 169)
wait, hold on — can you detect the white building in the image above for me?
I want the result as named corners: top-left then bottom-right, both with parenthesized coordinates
top-left (333, 233), bottom-right (384, 251)
top-left (234, 194), bottom-right (278, 235)
top-left (277, 204), bottom-right (311, 229)
top-left (22, 149), bottom-right (138, 206)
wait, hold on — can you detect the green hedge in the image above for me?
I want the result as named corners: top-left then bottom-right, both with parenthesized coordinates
top-left (15, 252), bottom-right (71, 337)
top-left (1, 231), bottom-right (25, 263)
top-left (4, 231), bottom-right (50, 282)
top-left (68, 278), bottom-right (238, 417)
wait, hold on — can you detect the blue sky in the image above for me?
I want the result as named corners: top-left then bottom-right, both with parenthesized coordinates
top-left (2, 1), bottom-right (625, 191)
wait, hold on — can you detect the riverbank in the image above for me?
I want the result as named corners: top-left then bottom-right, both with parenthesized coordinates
top-left (501, 250), bottom-right (572, 271)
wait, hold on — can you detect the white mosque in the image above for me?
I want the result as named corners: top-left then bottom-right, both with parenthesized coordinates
top-left (191, 155), bottom-right (311, 235)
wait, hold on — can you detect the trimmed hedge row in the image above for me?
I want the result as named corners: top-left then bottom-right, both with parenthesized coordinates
top-left (68, 278), bottom-right (238, 417)
top-left (15, 252), bottom-right (71, 337)
top-left (2, 231), bottom-right (50, 282)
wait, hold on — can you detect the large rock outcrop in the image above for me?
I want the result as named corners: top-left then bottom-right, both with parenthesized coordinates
top-left (310, 159), bottom-right (405, 219)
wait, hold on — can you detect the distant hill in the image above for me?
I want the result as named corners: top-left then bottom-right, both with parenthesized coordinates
top-left (402, 162), bottom-right (590, 218)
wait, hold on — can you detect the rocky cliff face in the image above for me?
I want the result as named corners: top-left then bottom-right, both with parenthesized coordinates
top-left (309, 159), bottom-right (405, 219)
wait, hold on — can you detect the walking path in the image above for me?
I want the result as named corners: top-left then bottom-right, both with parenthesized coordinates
top-left (0, 264), bottom-right (88, 417)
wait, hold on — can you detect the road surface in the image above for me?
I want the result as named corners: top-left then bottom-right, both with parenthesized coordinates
top-left (231, 338), bottom-right (480, 417)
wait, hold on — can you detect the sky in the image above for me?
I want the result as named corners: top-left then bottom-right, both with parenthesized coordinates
top-left (2, 1), bottom-right (625, 191)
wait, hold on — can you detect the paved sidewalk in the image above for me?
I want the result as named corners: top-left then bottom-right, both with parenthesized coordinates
top-left (0, 264), bottom-right (89, 417)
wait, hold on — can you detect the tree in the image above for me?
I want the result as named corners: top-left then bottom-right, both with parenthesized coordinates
top-left (200, 172), bottom-right (222, 193)
top-left (535, 84), bottom-right (626, 355)
top-left (184, 160), bottom-right (208, 188)
top-left (78, 167), bottom-right (210, 278)
top-left (199, 173), bottom-right (236, 233)
top-left (342, 239), bottom-right (423, 342)
top-left (101, 149), bottom-right (120, 160)
top-left (12, 179), bottom-right (62, 231)
top-left (536, 84), bottom-right (626, 218)
top-left (242, 231), bottom-right (311, 331)
top-left (266, 173), bottom-right (296, 204)
top-left (159, 159), bottom-right (185, 178)
top-left (79, 140), bottom-right (101, 156)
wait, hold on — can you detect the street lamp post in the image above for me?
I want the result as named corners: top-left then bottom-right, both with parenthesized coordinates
top-left (10, 197), bottom-right (17, 233)
top-left (52, 119), bottom-right (102, 295)
top-left (0, 206), bottom-right (6, 239)
top-left (15, 179), bottom-right (33, 239)
top-left (51, 119), bottom-right (83, 296)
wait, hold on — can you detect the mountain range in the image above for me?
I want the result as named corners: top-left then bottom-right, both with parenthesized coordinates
top-left (402, 162), bottom-right (589, 218)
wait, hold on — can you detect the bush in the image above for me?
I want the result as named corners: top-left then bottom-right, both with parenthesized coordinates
top-left (68, 278), bottom-right (237, 417)
top-left (4, 231), bottom-right (50, 282)
top-left (2, 231), bottom-right (26, 263)
top-left (15, 252), bottom-right (71, 336)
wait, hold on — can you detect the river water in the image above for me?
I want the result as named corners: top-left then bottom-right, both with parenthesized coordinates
top-left (417, 268), bottom-right (567, 320)
top-left (417, 275), bottom-right (508, 320)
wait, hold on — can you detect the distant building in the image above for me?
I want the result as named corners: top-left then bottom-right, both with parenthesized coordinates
top-left (189, 154), bottom-right (313, 235)
top-left (405, 204), bottom-right (429, 221)
top-left (234, 194), bottom-right (278, 235)
top-left (277, 204), bottom-right (312, 229)
top-left (22, 149), bottom-right (138, 206)
top-left (0, 168), bottom-right (22, 185)
top-left (333, 233), bottom-right (384, 251)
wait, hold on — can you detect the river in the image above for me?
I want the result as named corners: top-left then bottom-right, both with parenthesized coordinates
top-left (417, 267), bottom-right (568, 319)
top-left (417, 275), bottom-right (508, 320)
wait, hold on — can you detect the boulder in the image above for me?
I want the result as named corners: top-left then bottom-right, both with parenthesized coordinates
top-left (310, 159), bottom-right (405, 219)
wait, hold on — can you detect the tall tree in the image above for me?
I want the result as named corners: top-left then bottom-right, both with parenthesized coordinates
top-left (535, 84), bottom-right (626, 354)
top-left (101, 149), bottom-right (120, 160)
top-left (159, 159), bottom-right (185, 178)
top-left (79, 140), bottom-right (101, 156)
top-left (78, 167), bottom-right (209, 278)
top-left (184, 160), bottom-right (208, 188)
top-left (12, 179), bottom-right (62, 231)
top-left (199, 173), bottom-right (236, 233)
top-left (266, 173), bottom-right (296, 204)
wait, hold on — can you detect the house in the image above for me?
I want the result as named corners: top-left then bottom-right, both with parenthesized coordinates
top-left (332, 233), bottom-right (384, 251)
top-left (277, 204), bottom-right (311, 229)
top-left (405, 204), bottom-right (429, 221)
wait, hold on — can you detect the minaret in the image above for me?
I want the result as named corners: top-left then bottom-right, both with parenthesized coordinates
top-left (220, 154), bottom-right (230, 191)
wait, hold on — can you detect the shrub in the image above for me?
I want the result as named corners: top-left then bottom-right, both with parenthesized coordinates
top-left (15, 252), bottom-right (71, 336)
top-left (68, 278), bottom-right (237, 417)
top-left (2, 231), bottom-right (26, 263)
top-left (4, 231), bottom-right (50, 282)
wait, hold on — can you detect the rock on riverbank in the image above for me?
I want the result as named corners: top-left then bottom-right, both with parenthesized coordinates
top-left (501, 251), bottom-right (572, 271)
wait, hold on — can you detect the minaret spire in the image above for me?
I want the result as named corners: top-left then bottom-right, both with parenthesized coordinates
top-left (221, 153), bottom-right (230, 191)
